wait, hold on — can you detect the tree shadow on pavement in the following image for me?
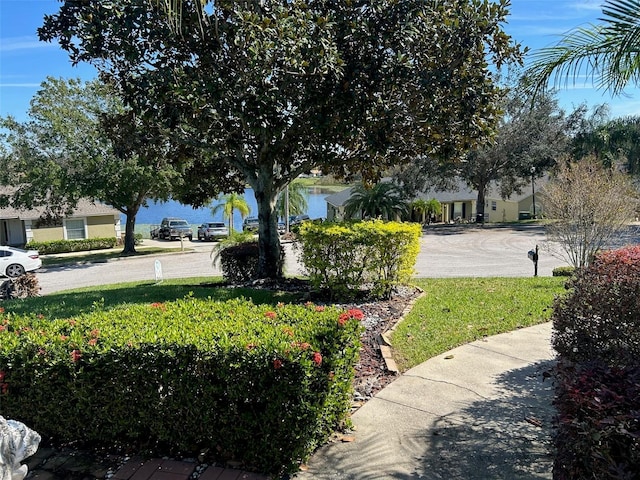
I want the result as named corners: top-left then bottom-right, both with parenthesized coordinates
top-left (411, 360), bottom-right (556, 480)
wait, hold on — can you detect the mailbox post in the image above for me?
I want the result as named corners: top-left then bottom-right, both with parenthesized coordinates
top-left (527, 245), bottom-right (539, 277)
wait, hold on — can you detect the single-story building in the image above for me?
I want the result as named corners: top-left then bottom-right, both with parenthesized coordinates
top-left (0, 197), bottom-right (122, 246)
top-left (325, 179), bottom-right (543, 223)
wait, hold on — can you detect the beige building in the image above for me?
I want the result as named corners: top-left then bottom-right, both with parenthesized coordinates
top-left (0, 197), bottom-right (121, 246)
top-left (326, 179), bottom-right (543, 223)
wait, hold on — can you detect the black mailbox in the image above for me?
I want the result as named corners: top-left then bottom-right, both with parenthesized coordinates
top-left (528, 249), bottom-right (538, 262)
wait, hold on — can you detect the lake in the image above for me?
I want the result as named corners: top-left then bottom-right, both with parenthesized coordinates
top-left (130, 187), bottom-right (336, 232)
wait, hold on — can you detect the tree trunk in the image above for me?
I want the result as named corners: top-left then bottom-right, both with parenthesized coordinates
top-left (476, 183), bottom-right (486, 223)
top-left (122, 206), bottom-right (140, 255)
top-left (251, 175), bottom-right (282, 279)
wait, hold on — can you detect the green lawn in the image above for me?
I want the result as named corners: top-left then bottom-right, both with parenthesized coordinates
top-left (392, 277), bottom-right (566, 371)
top-left (2, 275), bottom-right (567, 372)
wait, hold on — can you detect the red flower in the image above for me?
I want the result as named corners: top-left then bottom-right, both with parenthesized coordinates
top-left (69, 319), bottom-right (77, 326)
top-left (90, 329), bottom-right (100, 337)
top-left (37, 314), bottom-right (44, 319)
top-left (60, 335), bottom-right (69, 341)
top-left (293, 341), bottom-right (310, 351)
top-left (264, 311), bottom-right (277, 319)
top-left (246, 343), bottom-right (257, 350)
top-left (273, 358), bottom-right (283, 369)
top-left (0, 326), bottom-right (5, 332)
top-left (150, 302), bottom-right (166, 311)
top-left (315, 306), bottom-right (325, 312)
top-left (0, 371), bottom-right (5, 382)
top-left (347, 309), bottom-right (364, 320)
top-left (70, 350), bottom-right (82, 363)
top-left (312, 352), bottom-right (322, 366)
top-left (88, 338), bottom-right (97, 346)
top-left (338, 313), bottom-right (349, 326)
top-left (0, 307), bottom-right (4, 313)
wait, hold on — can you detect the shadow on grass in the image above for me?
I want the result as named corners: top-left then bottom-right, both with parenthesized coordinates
top-left (2, 280), bottom-right (304, 319)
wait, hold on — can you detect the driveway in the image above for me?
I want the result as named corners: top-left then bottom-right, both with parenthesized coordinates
top-left (37, 225), bottom-right (569, 295)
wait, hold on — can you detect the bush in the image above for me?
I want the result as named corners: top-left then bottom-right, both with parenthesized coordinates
top-left (214, 232), bottom-right (284, 283)
top-left (26, 237), bottom-right (118, 255)
top-left (552, 266), bottom-right (575, 277)
top-left (551, 245), bottom-right (640, 479)
top-left (551, 245), bottom-right (640, 367)
top-left (553, 360), bottom-right (640, 480)
top-left (0, 298), bottom-right (363, 475)
top-left (298, 220), bottom-right (421, 300)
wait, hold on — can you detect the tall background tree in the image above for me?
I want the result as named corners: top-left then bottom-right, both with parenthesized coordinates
top-left (397, 86), bottom-right (572, 220)
top-left (40, 0), bottom-right (523, 278)
top-left (0, 77), bottom-right (181, 253)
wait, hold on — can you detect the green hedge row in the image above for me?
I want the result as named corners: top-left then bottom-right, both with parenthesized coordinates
top-left (298, 220), bottom-right (421, 300)
top-left (0, 297), bottom-right (363, 475)
top-left (26, 237), bottom-right (119, 254)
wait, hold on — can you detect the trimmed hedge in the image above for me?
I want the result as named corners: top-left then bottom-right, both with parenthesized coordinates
top-left (0, 298), bottom-right (363, 475)
top-left (551, 246), bottom-right (640, 479)
top-left (26, 237), bottom-right (119, 254)
top-left (298, 220), bottom-right (421, 300)
top-left (551, 266), bottom-right (575, 277)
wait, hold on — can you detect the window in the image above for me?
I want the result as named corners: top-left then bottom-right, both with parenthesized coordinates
top-left (491, 201), bottom-right (497, 211)
top-left (65, 219), bottom-right (86, 240)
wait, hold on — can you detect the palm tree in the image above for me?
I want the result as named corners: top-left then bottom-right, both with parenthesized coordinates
top-left (410, 198), bottom-right (442, 225)
top-left (276, 180), bottom-right (308, 220)
top-left (526, 0), bottom-right (640, 95)
top-left (344, 182), bottom-right (409, 221)
top-left (211, 193), bottom-right (251, 235)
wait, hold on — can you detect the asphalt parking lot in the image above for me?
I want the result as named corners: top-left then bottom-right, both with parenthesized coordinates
top-left (36, 224), bottom-right (574, 295)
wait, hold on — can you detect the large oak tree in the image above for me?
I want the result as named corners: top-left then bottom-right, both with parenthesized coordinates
top-left (39, 0), bottom-right (523, 278)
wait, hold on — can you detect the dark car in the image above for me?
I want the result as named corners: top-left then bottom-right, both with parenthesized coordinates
top-left (289, 214), bottom-right (310, 226)
top-left (197, 222), bottom-right (229, 241)
top-left (242, 217), bottom-right (260, 232)
top-left (151, 217), bottom-right (193, 241)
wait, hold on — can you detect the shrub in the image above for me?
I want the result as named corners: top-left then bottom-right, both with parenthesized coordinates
top-left (26, 237), bottom-right (118, 255)
top-left (298, 220), bottom-right (421, 300)
top-left (553, 360), bottom-right (640, 480)
top-left (213, 232), bottom-right (284, 283)
top-left (551, 245), bottom-right (640, 367)
top-left (552, 266), bottom-right (574, 277)
top-left (0, 298), bottom-right (363, 475)
top-left (551, 245), bottom-right (640, 479)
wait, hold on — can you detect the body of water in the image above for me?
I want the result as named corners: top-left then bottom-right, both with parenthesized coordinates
top-left (130, 187), bottom-right (334, 232)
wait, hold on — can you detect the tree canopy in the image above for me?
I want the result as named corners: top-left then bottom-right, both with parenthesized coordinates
top-left (39, 0), bottom-right (523, 277)
top-left (0, 77), bottom-right (182, 253)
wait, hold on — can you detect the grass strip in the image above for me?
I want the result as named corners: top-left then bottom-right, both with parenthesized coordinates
top-left (392, 277), bottom-right (567, 371)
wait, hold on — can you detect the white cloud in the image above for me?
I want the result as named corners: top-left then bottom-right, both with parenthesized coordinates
top-left (0, 36), bottom-right (53, 53)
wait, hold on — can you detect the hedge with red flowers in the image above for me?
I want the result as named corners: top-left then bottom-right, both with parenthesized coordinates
top-left (0, 298), bottom-right (363, 475)
top-left (551, 246), bottom-right (640, 479)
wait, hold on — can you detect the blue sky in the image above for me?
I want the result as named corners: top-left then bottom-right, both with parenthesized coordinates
top-left (1, 0), bottom-right (639, 121)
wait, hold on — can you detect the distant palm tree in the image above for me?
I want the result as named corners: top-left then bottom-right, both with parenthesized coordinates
top-left (527, 0), bottom-right (640, 95)
top-left (276, 180), bottom-right (308, 220)
top-left (411, 198), bottom-right (441, 224)
top-left (211, 193), bottom-right (251, 234)
top-left (344, 182), bottom-right (409, 220)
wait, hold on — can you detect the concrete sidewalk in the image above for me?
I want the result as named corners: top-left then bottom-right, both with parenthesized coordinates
top-left (294, 322), bottom-right (556, 479)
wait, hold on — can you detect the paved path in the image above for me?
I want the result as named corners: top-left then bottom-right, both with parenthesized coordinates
top-left (294, 323), bottom-right (555, 479)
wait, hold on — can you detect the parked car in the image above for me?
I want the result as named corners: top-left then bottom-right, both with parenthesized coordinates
top-left (197, 222), bottom-right (229, 241)
top-left (242, 217), bottom-right (260, 232)
top-left (0, 246), bottom-right (42, 278)
top-left (289, 214), bottom-right (310, 226)
top-left (150, 217), bottom-right (193, 241)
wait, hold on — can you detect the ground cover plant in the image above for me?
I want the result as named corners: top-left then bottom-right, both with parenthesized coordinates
top-left (393, 277), bottom-right (566, 371)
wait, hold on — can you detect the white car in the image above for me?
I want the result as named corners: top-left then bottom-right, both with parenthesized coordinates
top-left (0, 246), bottom-right (42, 278)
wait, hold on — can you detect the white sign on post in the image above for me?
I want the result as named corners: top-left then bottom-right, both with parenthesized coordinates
top-left (154, 259), bottom-right (163, 283)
